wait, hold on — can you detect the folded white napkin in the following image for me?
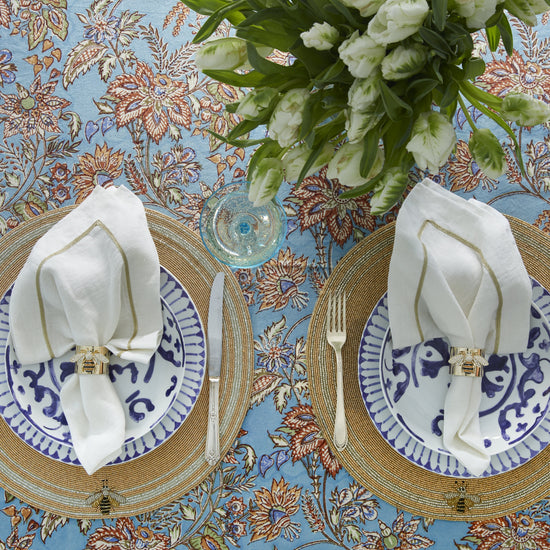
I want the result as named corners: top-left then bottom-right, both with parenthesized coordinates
top-left (387, 178), bottom-right (532, 475)
top-left (9, 185), bottom-right (163, 474)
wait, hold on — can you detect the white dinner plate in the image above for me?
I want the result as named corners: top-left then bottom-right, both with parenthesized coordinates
top-left (358, 277), bottom-right (550, 477)
top-left (0, 266), bottom-right (206, 465)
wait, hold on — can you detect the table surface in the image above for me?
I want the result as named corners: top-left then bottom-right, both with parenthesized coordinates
top-left (1, 2), bottom-right (550, 548)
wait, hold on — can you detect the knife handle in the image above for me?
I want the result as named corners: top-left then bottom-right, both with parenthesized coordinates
top-left (205, 378), bottom-right (220, 465)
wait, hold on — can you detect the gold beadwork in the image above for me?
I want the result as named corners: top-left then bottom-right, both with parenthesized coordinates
top-left (448, 347), bottom-right (488, 377)
top-left (72, 346), bottom-right (111, 375)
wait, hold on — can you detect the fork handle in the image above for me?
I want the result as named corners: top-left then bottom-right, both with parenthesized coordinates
top-left (333, 349), bottom-right (348, 451)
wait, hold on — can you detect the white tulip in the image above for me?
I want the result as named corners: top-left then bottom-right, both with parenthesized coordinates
top-left (454, 0), bottom-right (498, 29)
top-left (327, 142), bottom-right (384, 188)
top-left (338, 30), bottom-right (385, 79)
top-left (268, 88), bottom-right (310, 148)
top-left (194, 38), bottom-right (248, 71)
top-left (300, 22), bottom-right (339, 51)
top-left (348, 75), bottom-right (381, 111)
top-left (249, 157), bottom-right (284, 207)
top-left (282, 142), bottom-right (334, 182)
top-left (235, 88), bottom-right (278, 121)
top-left (381, 44), bottom-right (427, 80)
top-left (345, 107), bottom-right (382, 143)
top-left (406, 112), bottom-right (456, 172)
top-left (501, 92), bottom-right (550, 126)
top-left (367, 0), bottom-right (429, 46)
top-left (340, 0), bottom-right (386, 17)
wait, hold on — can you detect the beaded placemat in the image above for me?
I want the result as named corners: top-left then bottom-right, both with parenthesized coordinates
top-left (0, 207), bottom-right (253, 518)
top-left (306, 217), bottom-right (550, 520)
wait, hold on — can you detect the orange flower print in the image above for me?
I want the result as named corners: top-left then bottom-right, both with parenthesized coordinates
top-left (447, 139), bottom-right (493, 193)
top-left (292, 166), bottom-right (376, 246)
top-left (249, 478), bottom-right (302, 542)
top-left (0, 76), bottom-right (70, 139)
top-left (72, 143), bottom-right (124, 202)
top-left (108, 62), bottom-right (191, 144)
top-left (478, 50), bottom-right (550, 100)
top-left (87, 517), bottom-right (170, 550)
top-left (283, 404), bottom-right (340, 477)
top-left (468, 514), bottom-right (550, 550)
top-left (257, 248), bottom-right (308, 311)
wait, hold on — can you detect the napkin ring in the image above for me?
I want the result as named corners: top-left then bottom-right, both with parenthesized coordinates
top-left (448, 347), bottom-right (488, 377)
top-left (71, 346), bottom-right (111, 375)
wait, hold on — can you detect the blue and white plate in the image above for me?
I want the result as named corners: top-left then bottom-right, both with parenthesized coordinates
top-left (0, 266), bottom-right (206, 465)
top-left (358, 278), bottom-right (550, 478)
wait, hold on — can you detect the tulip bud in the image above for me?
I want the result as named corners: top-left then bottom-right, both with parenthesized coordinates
top-left (406, 112), bottom-right (456, 172)
top-left (326, 142), bottom-right (384, 188)
top-left (268, 88), bottom-right (310, 148)
top-left (381, 44), bottom-right (427, 81)
top-left (501, 92), bottom-right (550, 126)
top-left (370, 168), bottom-right (409, 215)
top-left (300, 22), bottom-right (339, 51)
top-left (338, 30), bottom-right (385, 79)
top-left (468, 128), bottom-right (506, 179)
top-left (248, 157), bottom-right (284, 207)
top-left (235, 88), bottom-right (279, 121)
top-left (194, 38), bottom-right (248, 71)
top-left (282, 142), bottom-right (334, 182)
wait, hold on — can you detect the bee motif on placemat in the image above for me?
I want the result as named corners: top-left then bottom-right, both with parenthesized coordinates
top-left (85, 480), bottom-right (126, 515)
top-left (445, 481), bottom-right (481, 513)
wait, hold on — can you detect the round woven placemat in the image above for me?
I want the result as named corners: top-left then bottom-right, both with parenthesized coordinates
top-left (307, 216), bottom-right (550, 520)
top-left (0, 207), bottom-right (253, 518)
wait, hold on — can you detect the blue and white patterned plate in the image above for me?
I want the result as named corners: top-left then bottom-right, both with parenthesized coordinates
top-left (358, 278), bottom-right (550, 478)
top-left (0, 267), bottom-right (206, 465)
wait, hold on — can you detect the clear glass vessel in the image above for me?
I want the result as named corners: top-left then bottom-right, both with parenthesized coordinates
top-left (199, 181), bottom-right (286, 268)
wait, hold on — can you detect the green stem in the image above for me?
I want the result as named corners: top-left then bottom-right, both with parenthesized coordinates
top-left (459, 85), bottom-right (527, 177)
top-left (457, 94), bottom-right (476, 133)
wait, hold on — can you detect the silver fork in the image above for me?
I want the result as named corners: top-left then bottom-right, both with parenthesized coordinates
top-left (326, 292), bottom-right (348, 451)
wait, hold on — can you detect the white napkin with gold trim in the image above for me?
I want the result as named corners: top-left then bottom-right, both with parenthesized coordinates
top-left (387, 178), bottom-right (531, 475)
top-left (9, 185), bottom-right (163, 474)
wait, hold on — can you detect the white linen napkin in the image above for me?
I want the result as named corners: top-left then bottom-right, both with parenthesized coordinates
top-left (9, 185), bottom-right (163, 474)
top-left (387, 178), bottom-right (532, 475)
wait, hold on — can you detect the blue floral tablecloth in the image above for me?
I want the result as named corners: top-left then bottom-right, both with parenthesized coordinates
top-left (1, 1), bottom-right (550, 548)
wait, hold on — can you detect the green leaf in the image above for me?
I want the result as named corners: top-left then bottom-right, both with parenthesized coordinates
top-left (246, 43), bottom-right (289, 76)
top-left (236, 24), bottom-right (296, 51)
top-left (497, 16), bottom-right (514, 56)
top-left (485, 25), bottom-right (501, 52)
top-left (359, 130), bottom-right (381, 179)
top-left (179, 0), bottom-right (232, 15)
top-left (192, 0), bottom-right (247, 43)
top-left (4, 173), bottom-right (20, 188)
top-left (407, 78), bottom-right (440, 100)
top-left (326, 0), bottom-right (358, 25)
top-left (463, 57), bottom-right (486, 80)
top-left (440, 80), bottom-right (459, 108)
top-left (432, 0), bottom-right (448, 30)
top-left (296, 141), bottom-right (328, 184)
top-left (201, 69), bottom-right (265, 87)
top-left (227, 118), bottom-right (265, 140)
top-left (312, 59), bottom-right (348, 87)
top-left (179, 504), bottom-right (196, 521)
top-left (247, 140), bottom-right (284, 180)
top-left (418, 26), bottom-right (452, 57)
top-left (378, 81), bottom-right (412, 121)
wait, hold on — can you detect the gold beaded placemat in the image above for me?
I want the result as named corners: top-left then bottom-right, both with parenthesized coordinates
top-left (306, 216), bottom-right (550, 520)
top-left (0, 207), bottom-right (253, 518)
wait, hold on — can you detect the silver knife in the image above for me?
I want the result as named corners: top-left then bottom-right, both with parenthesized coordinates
top-left (205, 271), bottom-right (225, 465)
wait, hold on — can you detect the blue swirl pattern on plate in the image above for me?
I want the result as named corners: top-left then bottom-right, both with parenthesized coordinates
top-left (0, 267), bottom-right (206, 465)
top-left (358, 278), bottom-right (550, 478)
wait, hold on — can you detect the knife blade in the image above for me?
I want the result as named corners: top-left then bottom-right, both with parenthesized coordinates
top-left (205, 271), bottom-right (225, 465)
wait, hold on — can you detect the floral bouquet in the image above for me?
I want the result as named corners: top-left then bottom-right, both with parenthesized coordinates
top-left (181, 0), bottom-right (550, 214)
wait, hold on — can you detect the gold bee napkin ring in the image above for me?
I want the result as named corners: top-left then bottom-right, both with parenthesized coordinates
top-left (71, 345), bottom-right (111, 375)
top-left (448, 347), bottom-right (488, 377)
